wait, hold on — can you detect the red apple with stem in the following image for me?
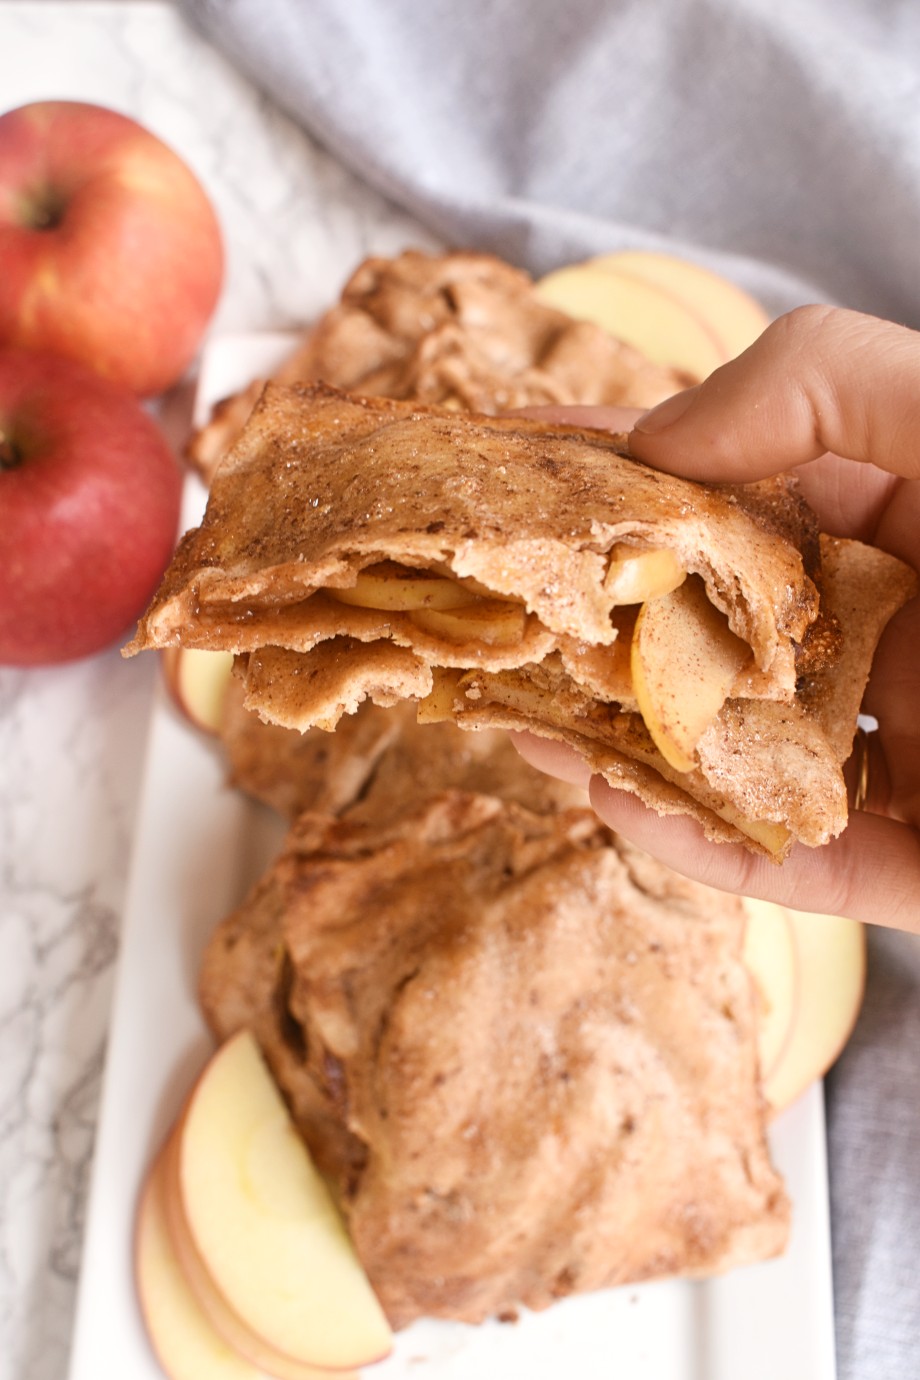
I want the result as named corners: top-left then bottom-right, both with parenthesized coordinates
top-left (0, 101), bottom-right (223, 396)
top-left (0, 347), bottom-right (182, 665)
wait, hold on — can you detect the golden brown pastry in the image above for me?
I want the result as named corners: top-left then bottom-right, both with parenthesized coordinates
top-left (187, 248), bottom-right (686, 481)
top-left (199, 792), bottom-right (789, 1328)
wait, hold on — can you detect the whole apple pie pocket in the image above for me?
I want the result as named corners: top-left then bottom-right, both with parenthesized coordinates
top-left (198, 791), bottom-right (790, 1327)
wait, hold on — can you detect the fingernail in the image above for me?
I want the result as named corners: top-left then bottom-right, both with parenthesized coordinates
top-left (633, 385), bottom-right (699, 435)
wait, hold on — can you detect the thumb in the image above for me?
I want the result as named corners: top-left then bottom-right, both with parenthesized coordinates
top-left (628, 305), bottom-right (920, 483)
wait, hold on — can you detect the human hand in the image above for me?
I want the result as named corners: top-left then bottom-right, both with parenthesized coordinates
top-left (515, 306), bottom-right (920, 930)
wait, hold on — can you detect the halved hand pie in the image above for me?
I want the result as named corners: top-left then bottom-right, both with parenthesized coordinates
top-left (126, 383), bottom-right (917, 859)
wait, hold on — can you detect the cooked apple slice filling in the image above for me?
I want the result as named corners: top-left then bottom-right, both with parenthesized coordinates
top-left (326, 546), bottom-right (686, 658)
top-left (409, 599), bottom-right (527, 646)
top-left (718, 810), bottom-right (792, 858)
top-left (325, 562), bottom-right (527, 646)
top-left (402, 573), bottom-right (754, 783)
top-left (326, 561), bottom-right (478, 612)
top-left (605, 543), bottom-right (686, 605)
top-left (242, 558), bottom-right (808, 852)
top-left (632, 576), bottom-right (751, 773)
top-left (440, 664), bottom-right (796, 858)
top-left (416, 668), bottom-right (465, 723)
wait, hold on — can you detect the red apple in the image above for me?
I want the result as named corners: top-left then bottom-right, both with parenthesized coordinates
top-left (0, 348), bottom-right (182, 665)
top-left (0, 101), bottom-right (223, 396)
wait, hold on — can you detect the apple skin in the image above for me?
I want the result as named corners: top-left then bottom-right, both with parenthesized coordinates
top-left (0, 348), bottom-right (182, 665)
top-left (0, 101), bottom-right (223, 396)
top-left (135, 1144), bottom-right (269, 1380)
top-left (172, 1029), bottom-right (393, 1373)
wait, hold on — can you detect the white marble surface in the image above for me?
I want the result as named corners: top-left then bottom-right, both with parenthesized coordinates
top-left (0, 7), bottom-right (439, 1378)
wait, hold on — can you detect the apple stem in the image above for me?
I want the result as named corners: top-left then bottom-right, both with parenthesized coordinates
top-left (0, 431), bottom-right (20, 470)
top-left (21, 186), bottom-right (67, 232)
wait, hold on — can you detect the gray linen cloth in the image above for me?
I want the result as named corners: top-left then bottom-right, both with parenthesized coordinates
top-left (180, 2), bottom-right (920, 1374)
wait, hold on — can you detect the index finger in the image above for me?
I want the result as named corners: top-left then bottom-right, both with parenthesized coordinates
top-left (628, 305), bottom-right (920, 483)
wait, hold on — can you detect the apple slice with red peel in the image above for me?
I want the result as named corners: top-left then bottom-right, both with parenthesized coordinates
top-left (534, 262), bottom-right (728, 379)
top-left (159, 1132), bottom-right (355, 1380)
top-left (327, 563), bottom-right (477, 612)
top-left (135, 1146), bottom-right (268, 1380)
top-left (173, 1030), bottom-right (392, 1374)
top-left (604, 544), bottom-right (686, 605)
top-left (711, 805), bottom-right (791, 860)
top-left (631, 575), bottom-right (750, 773)
top-left (741, 899), bottom-right (799, 1081)
top-left (162, 647), bottom-right (235, 736)
top-left (593, 251), bottom-right (771, 361)
top-left (764, 909), bottom-right (866, 1114)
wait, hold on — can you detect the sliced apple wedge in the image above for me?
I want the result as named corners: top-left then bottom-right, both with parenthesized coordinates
top-left (764, 909), bottom-right (866, 1114)
top-left (741, 899), bottom-right (798, 1081)
top-left (161, 1133), bottom-right (355, 1380)
top-left (410, 599), bottom-right (527, 646)
top-left (326, 562), bottom-right (476, 612)
top-left (534, 262), bottom-right (727, 379)
top-left (605, 544), bottom-right (686, 605)
top-left (593, 251), bottom-right (771, 361)
top-left (136, 1147), bottom-right (267, 1380)
top-left (162, 647), bottom-right (235, 735)
top-left (172, 1030), bottom-right (392, 1374)
top-left (631, 575), bottom-right (750, 773)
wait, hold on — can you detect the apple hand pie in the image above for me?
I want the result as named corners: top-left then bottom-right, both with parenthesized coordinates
top-left (199, 792), bottom-right (789, 1327)
top-left (186, 248), bottom-right (685, 482)
top-left (126, 383), bottom-right (917, 860)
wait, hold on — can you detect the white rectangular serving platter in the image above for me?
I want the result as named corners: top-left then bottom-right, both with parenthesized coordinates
top-left (66, 335), bottom-right (837, 1380)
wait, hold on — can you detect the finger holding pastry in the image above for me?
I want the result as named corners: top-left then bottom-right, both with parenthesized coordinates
top-left (514, 716), bottom-right (920, 932)
top-left (518, 306), bottom-right (920, 929)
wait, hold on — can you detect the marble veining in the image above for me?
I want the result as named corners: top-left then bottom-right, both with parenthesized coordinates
top-left (0, 6), bottom-right (438, 1378)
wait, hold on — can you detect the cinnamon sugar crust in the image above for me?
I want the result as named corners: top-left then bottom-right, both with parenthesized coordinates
top-left (187, 249), bottom-right (687, 481)
top-left (199, 794), bottom-right (789, 1327)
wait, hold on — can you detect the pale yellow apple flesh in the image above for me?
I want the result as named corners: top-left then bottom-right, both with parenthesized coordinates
top-left (593, 251), bottom-right (771, 361)
top-left (712, 806), bottom-right (792, 859)
top-left (416, 667), bottom-right (464, 723)
top-left (605, 544), bottom-right (686, 605)
top-left (631, 576), bottom-right (751, 773)
top-left (174, 1030), bottom-right (392, 1373)
top-left (161, 1130), bottom-right (354, 1380)
top-left (534, 262), bottom-right (728, 379)
top-left (135, 1148), bottom-right (266, 1380)
top-left (409, 599), bottom-right (527, 645)
top-left (741, 899), bottom-right (799, 1080)
top-left (764, 909), bottom-right (866, 1114)
top-left (162, 647), bottom-right (235, 735)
